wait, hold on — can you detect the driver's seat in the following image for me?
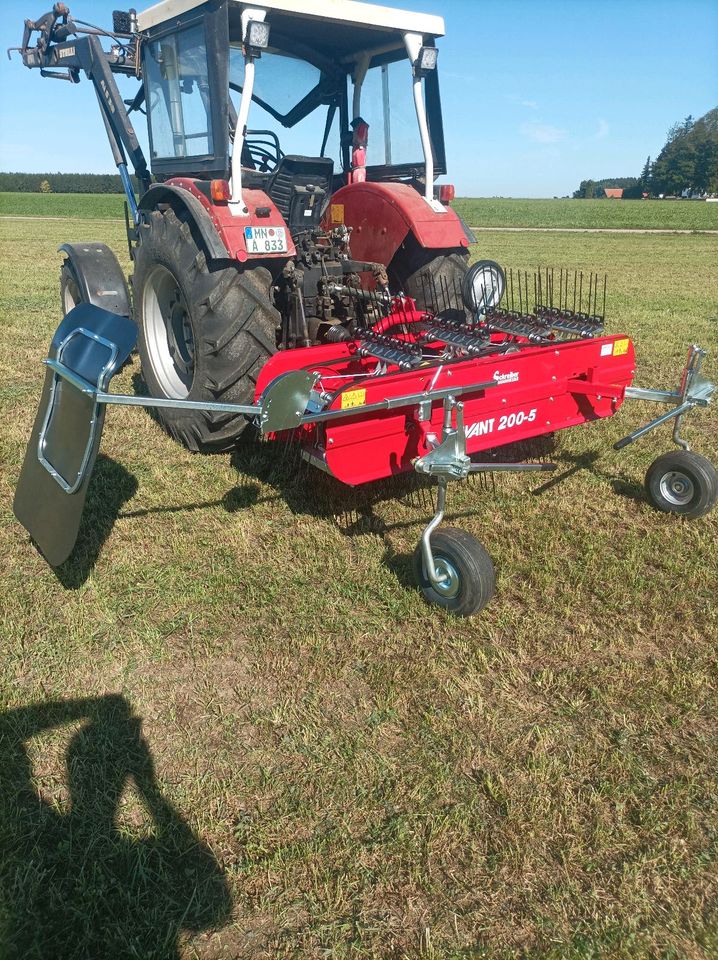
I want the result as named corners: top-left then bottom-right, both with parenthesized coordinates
top-left (265, 156), bottom-right (334, 232)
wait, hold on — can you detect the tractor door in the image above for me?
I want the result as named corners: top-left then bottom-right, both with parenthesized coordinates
top-left (141, 1), bottom-right (230, 181)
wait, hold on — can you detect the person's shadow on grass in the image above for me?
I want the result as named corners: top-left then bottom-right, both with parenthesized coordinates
top-left (0, 694), bottom-right (231, 959)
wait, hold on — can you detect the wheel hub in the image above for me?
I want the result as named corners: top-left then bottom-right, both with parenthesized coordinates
top-left (143, 264), bottom-right (195, 399)
top-left (660, 470), bottom-right (694, 506)
top-left (431, 556), bottom-right (461, 599)
top-left (167, 296), bottom-right (194, 375)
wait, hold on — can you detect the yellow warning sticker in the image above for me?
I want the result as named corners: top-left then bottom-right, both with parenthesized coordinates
top-left (330, 203), bottom-right (345, 224)
top-left (341, 388), bottom-right (366, 409)
top-left (613, 338), bottom-right (630, 356)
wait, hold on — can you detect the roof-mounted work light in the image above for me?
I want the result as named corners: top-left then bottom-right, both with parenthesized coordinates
top-left (112, 9), bottom-right (137, 34)
top-left (414, 44), bottom-right (438, 77)
top-left (245, 18), bottom-right (270, 51)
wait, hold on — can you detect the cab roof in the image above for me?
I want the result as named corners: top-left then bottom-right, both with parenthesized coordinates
top-left (138, 0), bottom-right (445, 61)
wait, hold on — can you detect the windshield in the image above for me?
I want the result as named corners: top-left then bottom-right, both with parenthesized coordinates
top-left (229, 46), bottom-right (342, 166)
top-left (227, 44), bottom-right (445, 180)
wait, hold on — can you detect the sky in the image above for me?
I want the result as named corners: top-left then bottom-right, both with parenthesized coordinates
top-left (0, 0), bottom-right (716, 197)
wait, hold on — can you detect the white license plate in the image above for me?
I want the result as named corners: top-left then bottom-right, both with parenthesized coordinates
top-left (244, 225), bottom-right (288, 254)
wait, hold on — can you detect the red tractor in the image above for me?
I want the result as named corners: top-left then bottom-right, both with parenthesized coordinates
top-left (17, 0), bottom-right (472, 450)
top-left (11, 1), bottom-right (717, 615)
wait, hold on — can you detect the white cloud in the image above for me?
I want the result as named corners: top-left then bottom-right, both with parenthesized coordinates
top-left (519, 121), bottom-right (567, 144)
top-left (594, 118), bottom-right (610, 140)
top-left (507, 95), bottom-right (539, 109)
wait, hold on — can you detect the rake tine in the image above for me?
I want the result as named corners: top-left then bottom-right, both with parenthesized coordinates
top-left (452, 272), bottom-right (461, 319)
top-left (564, 267), bottom-right (569, 313)
top-left (602, 273), bottom-right (607, 319)
top-left (524, 271), bottom-right (529, 316)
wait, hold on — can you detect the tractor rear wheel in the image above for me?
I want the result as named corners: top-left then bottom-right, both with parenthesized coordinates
top-left (132, 207), bottom-right (279, 452)
top-left (389, 234), bottom-right (469, 315)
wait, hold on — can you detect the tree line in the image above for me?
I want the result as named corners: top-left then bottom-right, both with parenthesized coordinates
top-left (574, 106), bottom-right (718, 198)
top-left (0, 172), bottom-right (140, 194)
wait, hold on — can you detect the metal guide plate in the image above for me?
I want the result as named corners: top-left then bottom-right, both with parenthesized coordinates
top-left (13, 304), bottom-right (137, 566)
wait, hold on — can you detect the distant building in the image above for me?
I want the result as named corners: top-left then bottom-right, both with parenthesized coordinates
top-left (604, 187), bottom-right (624, 199)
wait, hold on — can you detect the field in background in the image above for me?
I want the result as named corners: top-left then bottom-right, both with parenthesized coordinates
top-left (2, 191), bottom-right (718, 230)
top-left (0, 191), bottom-right (127, 220)
top-left (453, 196), bottom-right (718, 231)
top-left (0, 198), bottom-right (717, 959)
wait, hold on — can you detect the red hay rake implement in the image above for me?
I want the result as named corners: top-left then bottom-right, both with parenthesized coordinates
top-left (15, 262), bottom-right (716, 616)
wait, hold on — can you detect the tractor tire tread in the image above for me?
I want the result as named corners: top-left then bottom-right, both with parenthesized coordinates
top-left (132, 205), bottom-right (279, 453)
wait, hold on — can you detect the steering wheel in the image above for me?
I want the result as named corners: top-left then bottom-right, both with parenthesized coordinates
top-left (243, 130), bottom-right (285, 173)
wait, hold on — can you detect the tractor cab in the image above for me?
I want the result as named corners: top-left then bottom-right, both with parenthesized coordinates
top-left (137, 0), bottom-right (448, 220)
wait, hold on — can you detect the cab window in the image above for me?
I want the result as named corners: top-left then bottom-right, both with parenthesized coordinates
top-left (145, 24), bottom-right (214, 160)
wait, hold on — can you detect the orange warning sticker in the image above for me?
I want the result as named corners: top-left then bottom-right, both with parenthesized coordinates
top-left (331, 204), bottom-right (345, 224)
top-left (613, 338), bottom-right (630, 356)
top-left (340, 388), bottom-right (366, 409)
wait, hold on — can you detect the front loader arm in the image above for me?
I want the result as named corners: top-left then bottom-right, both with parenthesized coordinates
top-left (9, 8), bottom-right (151, 208)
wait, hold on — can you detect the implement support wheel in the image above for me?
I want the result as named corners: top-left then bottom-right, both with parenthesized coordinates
top-left (414, 527), bottom-right (496, 617)
top-left (645, 450), bottom-right (718, 519)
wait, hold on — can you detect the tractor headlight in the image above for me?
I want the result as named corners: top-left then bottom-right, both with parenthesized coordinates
top-left (245, 19), bottom-right (270, 50)
top-left (417, 45), bottom-right (438, 72)
top-left (461, 260), bottom-right (506, 313)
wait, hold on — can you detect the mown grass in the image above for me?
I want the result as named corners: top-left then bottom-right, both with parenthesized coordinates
top-left (0, 208), bottom-right (716, 958)
top-left (3, 191), bottom-right (718, 231)
top-left (453, 197), bottom-right (718, 231)
top-left (0, 191), bottom-right (126, 220)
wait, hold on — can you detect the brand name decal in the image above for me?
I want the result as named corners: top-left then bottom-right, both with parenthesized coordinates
top-left (493, 369), bottom-right (519, 384)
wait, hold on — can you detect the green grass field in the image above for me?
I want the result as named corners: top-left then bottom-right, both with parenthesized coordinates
top-left (1, 197), bottom-right (717, 959)
top-left (3, 191), bottom-right (718, 230)
top-left (453, 197), bottom-right (718, 231)
top-left (0, 191), bottom-right (128, 220)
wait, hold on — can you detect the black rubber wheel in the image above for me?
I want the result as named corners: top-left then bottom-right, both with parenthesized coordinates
top-left (132, 207), bottom-right (279, 452)
top-left (60, 260), bottom-right (84, 314)
top-left (413, 526), bottom-right (496, 617)
top-left (388, 233), bottom-right (469, 316)
top-left (645, 450), bottom-right (718, 519)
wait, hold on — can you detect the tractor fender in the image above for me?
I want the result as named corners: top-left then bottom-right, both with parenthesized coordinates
top-left (58, 242), bottom-right (131, 316)
top-left (323, 181), bottom-right (471, 267)
top-left (138, 184), bottom-right (230, 261)
top-left (140, 180), bottom-right (297, 263)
